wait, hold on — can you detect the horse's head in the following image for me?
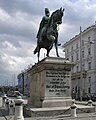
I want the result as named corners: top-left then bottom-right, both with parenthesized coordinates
top-left (52, 7), bottom-right (64, 25)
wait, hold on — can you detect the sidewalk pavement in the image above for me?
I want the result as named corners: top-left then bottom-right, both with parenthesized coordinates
top-left (0, 105), bottom-right (96, 120)
top-left (0, 107), bottom-right (14, 120)
top-left (0, 116), bottom-right (14, 120)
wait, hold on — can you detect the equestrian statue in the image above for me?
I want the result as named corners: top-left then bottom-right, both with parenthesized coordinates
top-left (34, 7), bottom-right (64, 61)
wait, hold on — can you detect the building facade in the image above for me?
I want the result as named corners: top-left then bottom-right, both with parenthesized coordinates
top-left (63, 25), bottom-right (96, 100)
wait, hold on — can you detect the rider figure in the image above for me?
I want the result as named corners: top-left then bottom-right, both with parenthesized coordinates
top-left (36, 8), bottom-right (50, 44)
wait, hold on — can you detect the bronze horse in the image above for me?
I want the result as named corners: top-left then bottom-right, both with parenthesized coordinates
top-left (34, 8), bottom-right (64, 61)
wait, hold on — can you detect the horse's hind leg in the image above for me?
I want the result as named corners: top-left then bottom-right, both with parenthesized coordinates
top-left (55, 41), bottom-right (59, 57)
top-left (46, 49), bottom-right (50, 57)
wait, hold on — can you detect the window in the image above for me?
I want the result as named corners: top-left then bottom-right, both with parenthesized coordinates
top-left (88, 36), bottom-right (91, 41)
top-left (82, 64), bottom-right (85, 71)
top-left (71, 67), bottom-right (74, 72)
top-left (71, 55), bottom-right (74, 62)
top-left (88, 47), bottom-right (91, 55)
top-left (82, 50), bottom-right (84, 58)
top-left (76, 43), bottom-right (78, 49)
top-left (76, 53), bottom-right (79, 60)
top-left (75, 86), bottom-right (77, 93)
top-left (88, 77), bottom-right (91, 93)
top-left (82, 40), bottom-right (84, 46)
top-left (71, 46), bottom-right (73, 51)
top-left (67, 49), bottom-right (69, 54)
top-left (88, 87), bottom-right (91, 93)
top-left (88, 62), bottom-right (91, 70)
top-left (76, 66), bottom-right (79, 72)
top-left (88, 76), bottom-right (91, 83)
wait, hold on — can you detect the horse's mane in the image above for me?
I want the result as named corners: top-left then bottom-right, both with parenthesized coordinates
top-left (48, 9), bottom-right (59, 27)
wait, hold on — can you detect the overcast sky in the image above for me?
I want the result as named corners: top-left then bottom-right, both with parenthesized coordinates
top-left (0, 0), bottom-right (96, 86)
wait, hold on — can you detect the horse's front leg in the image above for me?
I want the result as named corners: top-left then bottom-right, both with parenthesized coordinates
top-left (55, 40), bottom-right (59, 57)
top-left (37, 49), bottom-right (40, 62)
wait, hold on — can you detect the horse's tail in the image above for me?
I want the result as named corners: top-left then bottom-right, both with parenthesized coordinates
top-left (34, 46), bottom-right (38, 54)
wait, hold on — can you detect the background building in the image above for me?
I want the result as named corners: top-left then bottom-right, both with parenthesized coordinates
top-left (23, 70), bottom-right (30, 97)
top-left (63, 25), bottom-right (96, 100)
top-left (17, 70), bottom-right (31, 97)
top-left (17, 72), bottom-right (24, 94)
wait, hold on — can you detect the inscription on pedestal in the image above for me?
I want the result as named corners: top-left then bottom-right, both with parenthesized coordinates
top-left (45, 70), bottom-right (71, 97)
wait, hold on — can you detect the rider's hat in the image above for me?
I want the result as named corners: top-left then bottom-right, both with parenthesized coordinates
top-left (45, 8), bottom-right (49, 14)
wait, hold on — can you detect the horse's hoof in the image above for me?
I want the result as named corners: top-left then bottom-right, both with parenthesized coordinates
top-left (46, 54), bottom-right (49, 57)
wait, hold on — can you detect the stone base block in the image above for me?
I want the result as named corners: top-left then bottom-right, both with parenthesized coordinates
top-left (42, 97), bottom-right (73, 107)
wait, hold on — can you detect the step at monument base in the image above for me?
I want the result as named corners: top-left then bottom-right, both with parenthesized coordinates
top-left (24, 105), bottom-right (95, 117)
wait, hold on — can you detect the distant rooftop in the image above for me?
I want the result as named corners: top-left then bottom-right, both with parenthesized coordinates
top-left (63, 24), bottom-right (96, 47)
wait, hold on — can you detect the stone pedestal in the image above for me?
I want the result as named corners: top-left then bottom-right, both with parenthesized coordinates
top-left (28, 57), bottom-right (74, 108)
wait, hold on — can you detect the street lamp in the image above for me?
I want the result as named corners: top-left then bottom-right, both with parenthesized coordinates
top-left (80, 26), bottom-right (83, 101)
top-left (80, 26), bottom-right (94, 101)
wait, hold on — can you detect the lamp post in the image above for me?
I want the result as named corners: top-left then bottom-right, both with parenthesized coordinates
top-left (80, 26), bottom-right (83, 101)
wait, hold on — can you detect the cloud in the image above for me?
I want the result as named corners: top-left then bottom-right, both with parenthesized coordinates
top-left (64, 0), bottom-right (96, 27)
top-left (0, 9), bottom-right (37, 40)
top-left (0, 0), bottom-right (45, 16)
